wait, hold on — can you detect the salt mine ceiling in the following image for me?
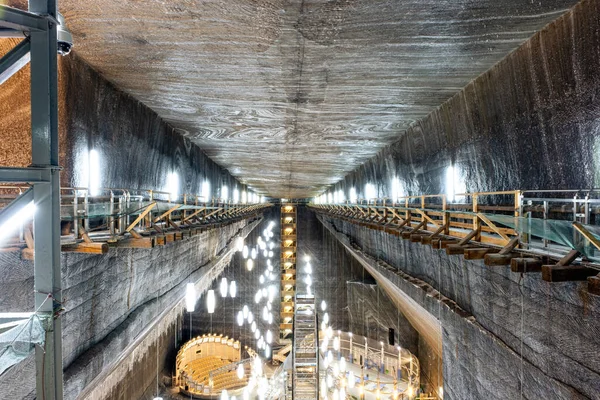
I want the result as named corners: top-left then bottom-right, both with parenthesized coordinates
top-left (12, 0), bottom-right (579, 198)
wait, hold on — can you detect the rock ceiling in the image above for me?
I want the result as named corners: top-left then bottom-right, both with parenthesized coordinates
top-left (13, 0), bottom-right (580, 198)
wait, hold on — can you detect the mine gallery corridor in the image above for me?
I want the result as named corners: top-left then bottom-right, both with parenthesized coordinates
top-left (0, 0), bottom-right (599, 399)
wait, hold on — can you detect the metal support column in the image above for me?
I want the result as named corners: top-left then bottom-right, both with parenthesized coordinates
top-left (0, 0), bottom-right (63, 398)
top-left (29, 0), bottom-right (63, 398)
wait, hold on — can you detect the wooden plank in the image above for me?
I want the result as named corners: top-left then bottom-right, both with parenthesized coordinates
top-left (446, 244), bottom-right (477, 256)
top-left (439, 239), bottom-right (458, 249)
top-left (464, 247), bottom-right (499, 260)
top-left (62, 242), bottom-right (109, 254)
top-left (588, 274), bottom-right (600, 296)
top-left (126, 203), bottom-right (157, 232)
top-left (511, 258), bottom-right (543, 273)
top-left (153, 204), bottom-right (181, 223)
top-left (499, 236), bottom-right (520, 255)
top-left (415, 209), bottom-right (440, 227)
top-left (573, 222), bottom-right (600, 250)
top-left (484, 252), bottom-right (518, 266)
top-left (557, 249), bottom-right (581, 266)
top-left (112, 237), bottom-right (155, 249)
top-left (410, 234), bottom-right (426, 242)
top-left (21, 247), bottom-right (34, 260)
top-left (542, 265), bottom-right (598, 282)
top-left (155, 235), bottom-right (166, 246)
top-left (458, 229), bottom-right (478, 246)
top-left (477, 213), bottom-right (510, 243)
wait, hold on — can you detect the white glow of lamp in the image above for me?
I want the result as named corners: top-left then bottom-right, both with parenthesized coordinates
top-left (206, 290), bottom-right (216, 314)
top-left (185, 283), bottom-right (196, 312)
top-left (220, 277), bottom-right (228, 298)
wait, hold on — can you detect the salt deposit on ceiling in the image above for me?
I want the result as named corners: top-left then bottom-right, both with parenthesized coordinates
top-left (11, 0), bottom-right (578, 198)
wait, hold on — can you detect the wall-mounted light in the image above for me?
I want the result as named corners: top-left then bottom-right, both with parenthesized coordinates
top-left (221, 186), bottom-right (229, 201)
top-left (365, 183), bottom-right (376, 200)
top-left (88, 149), bottom-right (101, 196)
top-left (166, 171), bottom-right (179, 201)
top-left (391, 176), bottom-right (402, 202)
top-left (233, 188), bottom-right (240, 204)
top-left (349, 187), bottom-right (357, 204)
top-left (202, 180), bottom-right (211, 202)
top-left (241, 191), bottom-right (247, 204)
top-left (445, 165), bottom-right (465, 203)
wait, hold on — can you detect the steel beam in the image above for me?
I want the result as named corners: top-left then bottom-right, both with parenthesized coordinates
top-left (0, 166), bottom-right (51, 182)
top-left (0, 5), bottom-right (48, 32)
top-left (0, 38), bottom-right (30, 85)
top-left (27, 0), bottom-right (63, 398)
top-left (0, 187), bottom-right (33, 227)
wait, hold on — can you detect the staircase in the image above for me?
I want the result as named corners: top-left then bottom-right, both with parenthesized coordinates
top-left (292, 294), bottom-right (319, 400)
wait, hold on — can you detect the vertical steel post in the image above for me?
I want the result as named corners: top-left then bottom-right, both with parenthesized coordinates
top-left (29, 1), bottom-right (63, 399)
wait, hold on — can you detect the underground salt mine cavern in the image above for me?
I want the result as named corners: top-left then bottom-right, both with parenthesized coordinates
top-left (0, 1), bottom-right (600, 400)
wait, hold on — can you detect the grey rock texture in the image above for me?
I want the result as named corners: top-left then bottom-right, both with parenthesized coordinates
top-left (318, 213), bottom-right (600, 400)
top-left (0, 217), bottom-right (263, 399)
top-left (59, 53), bottom-right (244, 198)
top-left (5, 0), bottom-right (579, 197)
top-left (330, 0), bottom-right (600, 198)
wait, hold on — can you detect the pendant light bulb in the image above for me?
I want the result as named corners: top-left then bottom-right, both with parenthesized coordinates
top-left (185, 283), bottom-right (196, 312)
top-left (206, 290), bottom-right (216, 314)
top-left (236, 237), bottom-right (244, 252)
top-left (220, 277), bottom-right (228, 298)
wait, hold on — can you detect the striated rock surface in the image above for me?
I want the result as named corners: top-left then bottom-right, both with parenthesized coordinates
top-left (5, 0), bottom-right (579, 197)
top-left (0, 217), bottom-right (262, 399)
top-left (331, 0), bottom-right (600, 198)
top-left (318, 213), bottom-right (600, 400)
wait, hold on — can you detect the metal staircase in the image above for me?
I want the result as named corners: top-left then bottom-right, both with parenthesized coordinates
top-left (292, 294), bottom-right (319, 400)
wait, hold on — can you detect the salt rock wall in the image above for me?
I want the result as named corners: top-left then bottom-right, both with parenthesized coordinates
top-left (0, 40), bottom-right (244, 197)
top-left (60, 53), bottom-right (242, 195)
top-left (318, 213), bottom-right (600, 400)
top-left (331, 0), bottom-right (600, 198)
top-left (0, 217), bottom-right (262, 399)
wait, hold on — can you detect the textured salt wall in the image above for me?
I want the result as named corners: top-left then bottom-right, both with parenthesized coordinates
top-left (329, 0), bottom-right (600, 198)
top-left (60, 53), bottom-right (242, 197)
top-left (318, 213), bottom-right (600, 400)
top-left (0, 217), bottom-right (262, 399)
top-left (0, 42), bottom-right (245, 198)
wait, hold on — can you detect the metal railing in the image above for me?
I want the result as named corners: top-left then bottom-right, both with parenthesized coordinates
top-left (310, 189), bottom-right (600, 267)
top-left (0, 184), bottom-right (271, 254)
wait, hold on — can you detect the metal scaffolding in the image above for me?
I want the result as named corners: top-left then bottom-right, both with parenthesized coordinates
top-left (292, 294), bottom-right (318, 400)
top-left (0, 1), bottom-right (70, 398)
